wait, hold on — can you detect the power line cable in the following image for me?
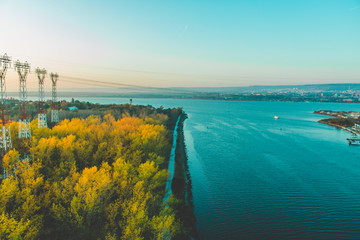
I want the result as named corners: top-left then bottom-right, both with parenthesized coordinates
top-left (61, 75), bottom-right (196, 94)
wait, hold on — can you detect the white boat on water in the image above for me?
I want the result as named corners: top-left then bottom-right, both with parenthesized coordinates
top-left (347, 137), bottom-right (360, 145)
top-left (274, 116), bottom-right (279, 119)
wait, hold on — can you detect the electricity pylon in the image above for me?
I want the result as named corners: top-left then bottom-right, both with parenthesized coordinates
top-left (0, 53), bottom-right (12, 153)
top-left (50, 73), bottom-right (59, 124)
top-left (14, 60), bottom-right (31, 138)
top-left (36, 68), bottom-right (47, 128)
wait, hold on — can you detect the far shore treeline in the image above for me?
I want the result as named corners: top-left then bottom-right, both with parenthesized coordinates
top-left (0, 100), bottom-right (191, 239)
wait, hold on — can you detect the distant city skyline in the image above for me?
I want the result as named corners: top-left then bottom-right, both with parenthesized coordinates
top-left (0, 0), bottom-right (359, 91)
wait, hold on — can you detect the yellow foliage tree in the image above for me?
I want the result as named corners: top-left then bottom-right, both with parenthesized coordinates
top-left (0, 113), bottom-right (178, 239)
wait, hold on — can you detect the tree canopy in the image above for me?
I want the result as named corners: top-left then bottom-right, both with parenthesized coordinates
top-left (0, 110), bottom-right (181, 239)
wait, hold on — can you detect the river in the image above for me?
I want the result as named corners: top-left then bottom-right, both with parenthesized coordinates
top-left (67, 98), bottom-right (360, 239)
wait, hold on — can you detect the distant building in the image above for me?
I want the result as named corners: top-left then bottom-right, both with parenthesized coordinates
top-left (348, 112), bottom-right (360, 118)
top-left (68, 106), bottom-right (78, 111)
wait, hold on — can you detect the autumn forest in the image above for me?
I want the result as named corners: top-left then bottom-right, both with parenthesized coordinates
top-left (0, 102), bottom-right (185, 239)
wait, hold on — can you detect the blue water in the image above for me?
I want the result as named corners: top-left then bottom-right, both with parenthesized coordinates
top-left (71, 98), bottom-right (360, 239)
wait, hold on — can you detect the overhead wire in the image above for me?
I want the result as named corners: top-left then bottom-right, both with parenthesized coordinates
top-left (59, 79), bottom-right (161, 92)
top-left (60, 75), bottom-right (196, 94)
top-left (3, 53), bottom-right (360, 94)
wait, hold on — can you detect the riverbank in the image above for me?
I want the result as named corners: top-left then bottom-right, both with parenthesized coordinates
top-left (163, 115), bottom-right (181, 204)
top-left (169, 113), bottom-right (197, 240)
top-left (314, 110), bottom-right (359, 135)
top-left (318, 119), bottom-right (358, 135)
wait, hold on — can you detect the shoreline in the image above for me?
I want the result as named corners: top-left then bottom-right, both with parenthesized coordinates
top-left (163, 114), bottom-right (182, 204)
top-left (171, 113), bottom-right (197, 240)
top-left (318, 119), bottom-right (358, 135)
top-left (314, 110), bottom-right (359, 136)
top-left (62, 96), bottom-right (360, 104)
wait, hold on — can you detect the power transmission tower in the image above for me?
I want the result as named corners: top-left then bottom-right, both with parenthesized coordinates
top-left (0, 53), bottom-right (12, 153)
top-left (14, 60), bottom-right (31, 138)
top-left (36, 68), bottom-right (47, 128)
top-left (50, 73), bottom-right (59, 124)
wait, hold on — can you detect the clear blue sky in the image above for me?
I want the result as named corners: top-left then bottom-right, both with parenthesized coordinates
top-left (0, 0), bottom-right (359, 89)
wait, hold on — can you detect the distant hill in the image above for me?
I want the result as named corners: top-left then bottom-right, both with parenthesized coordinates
top-left (173, 83), bottom-right (360, 93)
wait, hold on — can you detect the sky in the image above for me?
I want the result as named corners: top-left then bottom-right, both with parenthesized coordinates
top-left (0, 0), bottom-right (359, 91)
